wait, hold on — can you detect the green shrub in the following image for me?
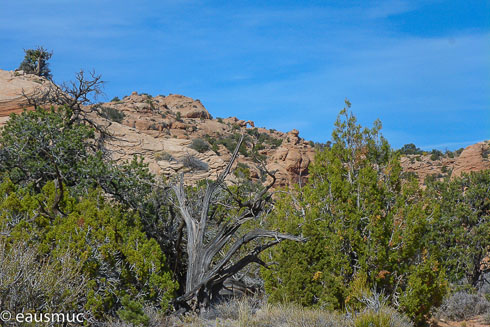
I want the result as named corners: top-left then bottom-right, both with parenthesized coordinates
top-left (0, 180), bottom-right (177, 319)
top-left (430, 149), bottom-right (443, 161)
top-left (398, 143), bottom-right (423, 155)
top-left (426, 170), bottom-right (490, 287)
top-left (399, 257), bottom-right (448, 325)
top-left (353, 307), bottom-right (413, 327)
top-left (234, 162), bottom-right (251, 179)
top-left (189, 138), bottom-right (210, 153)
top-left (154, 151), bottom-right (174, 161)
top-left (0, 106), bottom-right (95, 188)
top-left (180, 155), bottom-right (208, 171)
top-left (100, 106), bottom-right (125, 123)
top-left (146, 99), bottom-right (156, 110)
top-left (111, 96), bottom-right (121, 102)
top-left (117, 295), bottom-right (150, 327)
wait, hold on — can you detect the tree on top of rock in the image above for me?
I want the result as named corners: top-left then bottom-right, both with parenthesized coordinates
top-left (18, 46), bottom-right (53, 79)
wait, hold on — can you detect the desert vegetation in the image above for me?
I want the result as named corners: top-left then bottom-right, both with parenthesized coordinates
top-left (0, 71), bottom-right (489, 327)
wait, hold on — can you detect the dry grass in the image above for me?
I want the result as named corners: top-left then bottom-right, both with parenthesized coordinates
top-left (435, 291), bottom-right (490, 321)
top-left (107, 296), bottom-right (412, 327)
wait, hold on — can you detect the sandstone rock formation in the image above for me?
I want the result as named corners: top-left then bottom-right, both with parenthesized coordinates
top-left (452, 142), bottom-right (490, 178)
top-left (89, 90), bottom-right (316, 187)
top-left (0, 70), bottom-right (51, 117)
top-left (400, 141), bottom-right (490, 185)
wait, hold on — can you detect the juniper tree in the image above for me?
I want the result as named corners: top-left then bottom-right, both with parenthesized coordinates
top-left (427, 170), bottom-right (490, 288)
top-left (262, 102), bottom-right (447, 325)
top-left (18, 46), bottom-right (53, 79)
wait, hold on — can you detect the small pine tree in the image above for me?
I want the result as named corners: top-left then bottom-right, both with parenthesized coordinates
top-left (18, 46), bottom-right (53, 79)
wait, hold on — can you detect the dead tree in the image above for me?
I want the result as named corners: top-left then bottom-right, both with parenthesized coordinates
top-left (171, 134), bottom-right (304, 312)
top-left (21, 70), bottom-right (115, 152)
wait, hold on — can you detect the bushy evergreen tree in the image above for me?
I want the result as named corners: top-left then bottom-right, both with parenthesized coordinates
top-left (426, 170), bottom-right (490, 287)
top-left (18, 46), bottom-right (53, 79)
top-left (262, 103), bottom-right (447, 325)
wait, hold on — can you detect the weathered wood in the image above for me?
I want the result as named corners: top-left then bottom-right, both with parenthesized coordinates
top-left (171, 134), bottom-right (305, 312)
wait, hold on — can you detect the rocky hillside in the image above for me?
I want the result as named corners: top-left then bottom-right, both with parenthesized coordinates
top-left (0, 69), bottom-right (51, 124)
top-left (0, 69), bottom-right (488, 187)
top-left (89, 91), bottom-right (315, 187)
top-left (400, 142), bottom-right (490, 185)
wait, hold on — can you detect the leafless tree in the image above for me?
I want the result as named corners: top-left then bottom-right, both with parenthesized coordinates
top-left (170, 134), bottom-right (304, 312)
top-left (20, 70), bottom-right (121, 154)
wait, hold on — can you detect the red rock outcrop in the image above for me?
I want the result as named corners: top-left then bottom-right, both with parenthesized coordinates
top-left (452, 142), bottom-right (490, 178)
top-left (400, 141), bottom-right (490, 185)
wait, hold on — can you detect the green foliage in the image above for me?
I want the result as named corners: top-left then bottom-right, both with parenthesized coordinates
top-left (399, 257), bottom-right (447, 325)
top-left (354, 310), bottom-right (392, 327)
top-left (430, 149), bottom-right (443, 161)
top-left (189, 138), bottom-right (210, 153)
top-left (455, 147), bottom-right (464, 156)
top-left (0, 180), bottom-right (177, 319)
top-left (426, 170), bottom-right (490, 286)
top-left (180, 155), bottom-right (209, 171)
top-left (176, 112), bottom-right (182, 121)
top-left (118, 295), bottom-right (150, 326)
top-left (0, 106), bottom-right (95, 189)
top-left (246, 128), bottom-right (283, 149)
top-left (18, 46), bottom-right (53, 78)
top-left (100, 106), bottom-right (125, 123)
top-left (205, 133), bottom-right (249, 156)
top-left (398, 143), bottom-right (423, 155)
top-left (483, 147), bottom-right (490, 159)
top-left (233, 162), bottom-right (251, 180)
top-left (262, 104), bottom-right (446, 324)
top-left (111, 96), bottom-right (121, 102)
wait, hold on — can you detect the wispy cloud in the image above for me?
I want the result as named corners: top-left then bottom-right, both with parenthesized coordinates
top-left (364, 0), bottom-right (417, 19)
top-left (420, 140), bottom-right (485, 150)
top-left (0, 0), bottom-right (488, 149)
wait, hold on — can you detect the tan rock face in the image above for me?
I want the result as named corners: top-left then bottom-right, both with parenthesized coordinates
top-left (452, 142), bottom-right (490, 178)
top-left (164, 94), bottom-right (211, 119)
top-left (66, 86), bottom-right (315, 187)
top-left (400, 141), bottom-right (490, 185)
top-left (0, 70), bottom-right (51, 117)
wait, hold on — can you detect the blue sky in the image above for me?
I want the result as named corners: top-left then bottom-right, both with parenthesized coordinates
top-left (1, 0), bottom-right (489, 150)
